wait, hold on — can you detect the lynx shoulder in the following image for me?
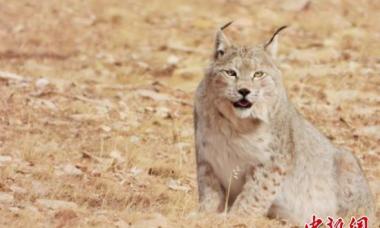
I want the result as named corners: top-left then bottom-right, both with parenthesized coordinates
top-left (194, 23), bottom-right (375, 226)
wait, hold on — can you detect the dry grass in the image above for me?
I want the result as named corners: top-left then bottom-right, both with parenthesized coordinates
top-left (0, 0), bottom-right (379, 227)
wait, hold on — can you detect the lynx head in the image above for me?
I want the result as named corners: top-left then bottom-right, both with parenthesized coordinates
top-left (206, 22), bottom-right (287, 122)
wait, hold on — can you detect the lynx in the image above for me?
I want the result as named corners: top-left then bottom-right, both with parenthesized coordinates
top-left (193, 22), bottom-right (375, 226)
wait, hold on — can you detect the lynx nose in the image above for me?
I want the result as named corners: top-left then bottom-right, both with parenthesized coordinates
top-left (238, 88), bottom-right (251, 97)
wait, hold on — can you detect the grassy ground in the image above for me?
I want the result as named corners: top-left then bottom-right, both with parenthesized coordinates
top-left (0, 0), bottom-right (379, 227)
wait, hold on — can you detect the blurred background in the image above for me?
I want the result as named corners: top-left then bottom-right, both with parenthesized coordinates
top-left (0, 0), bottom-right (379, 227)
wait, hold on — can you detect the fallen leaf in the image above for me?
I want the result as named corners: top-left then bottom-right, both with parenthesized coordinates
top-left (167, 55), bottom-right (180, 66)
top-left (129, 136), bottom-right (141, 144)
top-left (167, 179), bottom-right (190, 192)
top-left (136, 89), bottom-right (172, 101)
top-left (35, 78), bottom-right (50, 89)
top-left (114, 219), bottom-right (130, 228)
top-left (0, 192), bottom-right (14, 204)
top-left (280, 0), bottom-right (310, 11)
top-left (36, 199), bottom-right (78, 210)
top-left (0, 155), bottom-right (12, 162)
top-left (70, 114), bottom-right (104, 121)
top-left (100, 125), bottom-right (112, 132)
top-left (55, 164), bottom-right (83, 176)
top-left (0, 70), bottom-right (29, 82)
top-left (129, 167), bottom-right (143, 176)
top-left (155, 107), bottom-right (171, 118)
top-left (110, 150), bottom-right (125, 163)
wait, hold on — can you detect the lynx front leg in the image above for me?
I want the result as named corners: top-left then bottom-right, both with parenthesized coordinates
top-left (197, 162), bottom-right (225, 213)
top-left (230, 165), bottom-right (286, 216)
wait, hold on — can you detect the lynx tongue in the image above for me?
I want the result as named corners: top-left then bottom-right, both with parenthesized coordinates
top-left (233, 99), bottom-right (252, 109)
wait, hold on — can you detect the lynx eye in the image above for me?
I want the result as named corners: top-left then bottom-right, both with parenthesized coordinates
top-left (224, 69), bottom-right (237, 77)
top-left (253, 71), bottom-right (265, 79)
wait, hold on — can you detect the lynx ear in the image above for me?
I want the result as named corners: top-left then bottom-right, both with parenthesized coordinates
top-left (214, 21), bottom-right (233, 60)
top-left (264, 26), bottom-right (287, 59)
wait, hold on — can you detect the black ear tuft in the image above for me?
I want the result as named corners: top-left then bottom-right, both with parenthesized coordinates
top-left (264, 25), bottom-right (288, 58)
top-left (220, 21), bottom-right (233, 30)
top-left (264, 25), bottom-right (288, 49)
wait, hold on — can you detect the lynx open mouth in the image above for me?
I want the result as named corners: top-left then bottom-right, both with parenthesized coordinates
top-left (233, 98), bottom-right (252, 109)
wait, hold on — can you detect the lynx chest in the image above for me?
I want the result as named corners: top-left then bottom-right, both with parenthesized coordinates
top-left (199, 119), bottom-right (274, 199)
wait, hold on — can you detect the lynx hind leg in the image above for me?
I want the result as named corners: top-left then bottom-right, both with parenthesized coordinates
top-left (197, 162), bottom-right (226, 213)
top-left (335, 149), bottom-right (376, 224)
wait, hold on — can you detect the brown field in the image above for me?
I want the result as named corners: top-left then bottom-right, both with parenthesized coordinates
top-left (0, 0), bottom-right (379, 227)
